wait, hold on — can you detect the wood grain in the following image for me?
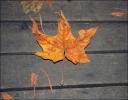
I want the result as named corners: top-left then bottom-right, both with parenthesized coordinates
top-left (1, 22), bottom-right (127, 53)
top-left (0, 86), bottom-right (127, 99)
top-left (1, 0), bottom-right (127, 21)
top-left (1, 54), bottom-right (127, 88)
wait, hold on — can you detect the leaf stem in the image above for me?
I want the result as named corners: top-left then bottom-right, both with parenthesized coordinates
top-left (60, 59), bottom-right (65, 86)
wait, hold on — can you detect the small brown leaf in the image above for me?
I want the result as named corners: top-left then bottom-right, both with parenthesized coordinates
top-left (21, 0), bottom-right (52, 14)
top-left (111, 8), bottom-right (126, 17)
top-left (1, 92), bottom-right (13, 100)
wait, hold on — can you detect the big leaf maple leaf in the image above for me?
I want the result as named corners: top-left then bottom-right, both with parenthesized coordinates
top-left (31, 10), bottom-right (98, 64)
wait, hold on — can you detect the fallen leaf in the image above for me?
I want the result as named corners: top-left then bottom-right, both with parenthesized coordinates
top-left (31, 72), bottom-right (38, 97)
top-left (30, 10), bottom-right (98, 64)
top-left (21, 0), bottom-right (52, 14)
top-left (111, 8), bottom-right (126, 17)
top-left (1, 92), bottom-right (13, 100)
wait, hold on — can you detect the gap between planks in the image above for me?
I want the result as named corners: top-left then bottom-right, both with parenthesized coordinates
top-left (0, 50), bottom-right (128, 56)
top-left (0, 20), bottom-right (128, 23)
top-left (0, 0), bottom-right (128, 1)
top-left (0, 82), bottom-right (128, 92)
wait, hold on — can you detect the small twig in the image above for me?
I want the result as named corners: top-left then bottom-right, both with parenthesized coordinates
top-left (39, 13), bottom-right (45, 34)
top-left (41, 67), bottom-right (53, 93)
top-left (31, 72), bottom-right (38, 98)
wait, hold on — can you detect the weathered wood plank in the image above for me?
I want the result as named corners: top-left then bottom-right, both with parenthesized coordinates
top-left (1, 22), bottom-right (127, 53)
top-left (1, 54), bottom-right (127, 88)
top-left (1, 1), bottom-right (127, 21)
top-left (1, 86), bottom-right (127, 99)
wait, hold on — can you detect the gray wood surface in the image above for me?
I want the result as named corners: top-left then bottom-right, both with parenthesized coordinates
top-left (1, 0), bottom-right (127, 21)
top-left (1, 54), bottom-right (127, 88)
top-left (1, 22), bottom-right (127, 53)
top-left (1, 86), bottom-right (127, 99)
top-left (0, 0), bottom-right (127, 99)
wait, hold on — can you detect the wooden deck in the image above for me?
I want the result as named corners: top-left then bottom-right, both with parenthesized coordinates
top-left (0, 0), bottom-right (128, 99)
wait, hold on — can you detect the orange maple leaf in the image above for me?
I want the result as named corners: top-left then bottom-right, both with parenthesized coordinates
top-left (21, 0), bottom-right (52, 14)
top-left (30, 10), bottom-right (98, 64)
top-left (1, 92), bottom-right (13, 100)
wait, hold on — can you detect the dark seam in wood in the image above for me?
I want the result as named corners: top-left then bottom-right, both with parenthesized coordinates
top-left (1, 0), bottom-right (128, 1)
top-left (0, 50), bottom-right (128, 56)
top-left (0, 20), bottom-right (128, 23)
top-left (0, 82), bottom-right (128, 92)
